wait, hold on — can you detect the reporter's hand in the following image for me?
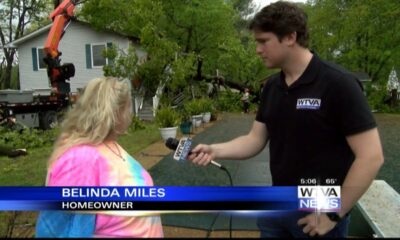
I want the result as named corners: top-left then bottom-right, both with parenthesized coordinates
top-left (187, 144), bottom-right (215, 166)
top-left (297, 212), bottom-right (337, 237)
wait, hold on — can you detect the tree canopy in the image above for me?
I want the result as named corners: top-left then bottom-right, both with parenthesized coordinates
top-left (80, 0), bottom-right (269, 96)
top-left (305, 0), bottom-right (400, 83)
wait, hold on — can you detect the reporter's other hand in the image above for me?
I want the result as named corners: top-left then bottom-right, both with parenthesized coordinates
top-left (297, 212), bottom-right (337, 237)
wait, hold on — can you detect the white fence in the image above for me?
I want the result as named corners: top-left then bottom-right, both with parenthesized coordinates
top-left (152, 83), bottom-right (165, 117)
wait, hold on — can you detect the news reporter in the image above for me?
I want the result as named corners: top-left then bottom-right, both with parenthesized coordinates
top-left (188, 1), bottom-right (384, 238)
top-left (35, 77), bottom-right (163, 238)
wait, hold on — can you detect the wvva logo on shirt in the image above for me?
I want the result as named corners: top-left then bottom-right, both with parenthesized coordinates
top-left (296, 98), bottom-right (321, 110)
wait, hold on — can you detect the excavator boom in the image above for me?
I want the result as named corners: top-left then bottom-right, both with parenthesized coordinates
top-left (43, 0), bottom-right (79, 95)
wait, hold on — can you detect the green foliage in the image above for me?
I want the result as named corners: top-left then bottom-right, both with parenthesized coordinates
top-left (228, 0), bottom-right (258, 23)
top-left (82, 0), bottom-right (178, 96)
top-left (137, 24), bottom-right (182, 96)
top-left (216, 91), bottom-right (242, 112)
top-left (103, 44), bottom-right (139, 81)
top-left (302, 0), bottom-right (400, 113)
top-left (155, 106), bottom-right (181, 128)
top-left (136, 61), bottom-right (164, 96)
top-left (80, 0), bottom-right (267, 97)
top-left (160, 0), bottom-right (237, 55)
top-left (305, 0), bottom-right (400, 83)
top-left (198, 98), bottom-right (214, 113)
top-left (184, 99), bottom-right (204, 116)
top-left (0, 127), bottom-right (58, 149)
top-left (366, 84), bottom-right (388, 111)
top-left (187, 81), bottom-right (210, 99)
top-left (80, 0), bottom-right (400, 112)
top-left (216, 37), bottom-right (271, 87)
top-left (178, 107), bottom-right (191, 122)
top-left (80, 0), bottom-right (163, 37)
top-left (0, 121), bottom-right (159, 185)
top-left (158, 93), bottom-right (174, 107)
top-left (10, 65), bottom-right (19, 89)
top-left (364, 82), bottom-right (400, 113)
top-left (128, 116), bottom-right (146, 132)
top-left (168, 53), bottom-right (197, 91)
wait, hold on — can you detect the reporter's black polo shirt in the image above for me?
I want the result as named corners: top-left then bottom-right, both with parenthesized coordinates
top-left (256, 54), bottom-right (376, 186)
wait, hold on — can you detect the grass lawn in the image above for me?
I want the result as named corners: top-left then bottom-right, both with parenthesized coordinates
top-left (0, 122), bottom-right (160, 186)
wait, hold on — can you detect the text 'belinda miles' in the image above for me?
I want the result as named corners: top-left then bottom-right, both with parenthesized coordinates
top-left (62, 187), bottom-right (166, 198)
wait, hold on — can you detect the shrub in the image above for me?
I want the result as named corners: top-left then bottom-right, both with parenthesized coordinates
top-left (184, 99), bottom-right (203, 116)
top-left (216, 91), bottom-right (242, 112)
top-left (155, 106), bottom-right (181, 128)
top-left (0, 127), bottom-right (58, 149)
top-left (199, 98), bottom-right (214, 113)
top-left (128, 116), bottom-right (146, 132)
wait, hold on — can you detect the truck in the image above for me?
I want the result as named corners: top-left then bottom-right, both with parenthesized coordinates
top-left (0, 89), bottom-right (70, 129)
top-left (0, 0), bottom-right (78, 130)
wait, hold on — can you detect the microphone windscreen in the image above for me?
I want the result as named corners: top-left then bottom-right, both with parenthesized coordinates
top-left (166, 137), bottom-right (193, 161)
top-left (165, 138), bottom-right (179, 150)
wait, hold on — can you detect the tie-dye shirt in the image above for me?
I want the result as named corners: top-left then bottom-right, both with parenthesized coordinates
top-left (36, 144), bottom-right (164, 238)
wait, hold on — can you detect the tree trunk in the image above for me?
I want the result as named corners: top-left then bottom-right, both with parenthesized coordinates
top-left (0, 57), bottom-right (5, 87)
top-left (2, 52), bottom-right (14, 89)
top-left (185, 28), bottom-right (192, 53)
top-left (391, 89), bottom-right (398, 108)
top-left (2, 64), bottom-right (12, 89)
top-left (193, 56), bottom-right (258, 96)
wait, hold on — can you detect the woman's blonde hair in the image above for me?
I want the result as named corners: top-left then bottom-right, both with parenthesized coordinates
top-left (48, 77), bottom-right (132, 166)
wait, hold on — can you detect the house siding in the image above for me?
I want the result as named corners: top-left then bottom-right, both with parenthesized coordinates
top-left (18, 21), bottom-right (146, 93)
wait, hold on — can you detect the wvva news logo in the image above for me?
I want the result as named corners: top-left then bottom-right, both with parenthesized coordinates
top-left (298, 186), bottom-right (341, 212)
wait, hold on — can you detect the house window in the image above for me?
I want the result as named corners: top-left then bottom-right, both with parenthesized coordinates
top-left (91, 43), bottom-right (107, 67)
top-left (37, 48), bottom-right (47, 70)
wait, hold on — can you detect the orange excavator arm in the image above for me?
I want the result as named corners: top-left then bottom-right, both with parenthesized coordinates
top-left (43, 0), bottom-right (79, 95)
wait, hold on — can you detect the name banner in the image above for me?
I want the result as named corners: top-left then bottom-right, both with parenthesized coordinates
top-left (0, 186), bottom-right (339, 212)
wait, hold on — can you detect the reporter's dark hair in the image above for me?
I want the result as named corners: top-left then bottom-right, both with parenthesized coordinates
top-left (249, 1), bottom-right (309, 48)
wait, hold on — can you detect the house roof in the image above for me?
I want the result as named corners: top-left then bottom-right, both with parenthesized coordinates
top-left (5, 24), bottom-right (52, 48)
top-left (5, 19), bottom-right (139, 48)
top-left (352, 72), bottom-right (371, 82)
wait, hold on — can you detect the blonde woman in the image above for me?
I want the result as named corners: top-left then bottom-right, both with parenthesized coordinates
top-left (36, 77), bottom-right (163, 238)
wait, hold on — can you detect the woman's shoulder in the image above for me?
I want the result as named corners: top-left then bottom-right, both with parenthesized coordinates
top-left (62, 144), bottom-right (101, 157)
top-left (48, 144), bottom-right (106, 186)
top-left (57, 144), bottom-right (106, 167)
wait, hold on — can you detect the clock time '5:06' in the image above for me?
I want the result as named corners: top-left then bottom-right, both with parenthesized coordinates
top-left (300, 178), bottom-right (317, 185)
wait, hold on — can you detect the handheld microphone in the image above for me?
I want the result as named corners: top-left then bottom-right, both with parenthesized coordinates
top-left (165, 138), bottom-right (232, 237)
top-left (165, 137), bottom-right (224, 169)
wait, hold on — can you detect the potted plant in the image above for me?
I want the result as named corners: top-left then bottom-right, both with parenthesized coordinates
top-left (179, 109), bottom-right (192, 135)
top-left (199, 98), bottom-right (213, 123)
top-left (155, 106), bottom-right (181, 141)
top-left (184, 99), bottom-right (203, 128)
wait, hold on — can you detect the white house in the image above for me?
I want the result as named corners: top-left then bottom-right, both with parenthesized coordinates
top-left (6, 20), bottom-right (146, 94)
top-left (387, 67), bottom-right (400, 100)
